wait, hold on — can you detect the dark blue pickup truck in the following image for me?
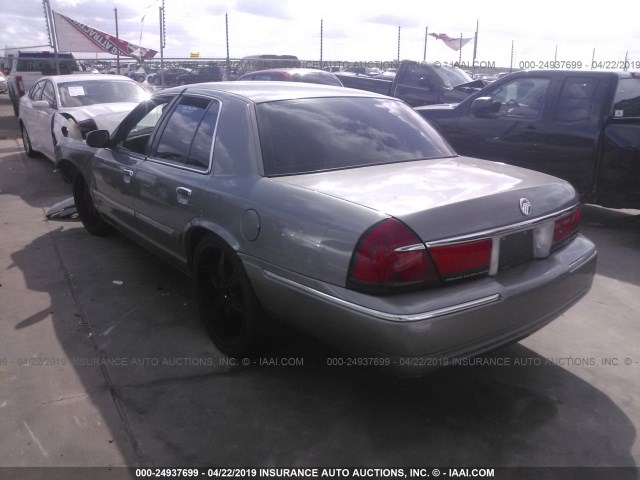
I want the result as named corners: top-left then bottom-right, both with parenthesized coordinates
top-left (335, 60), bottom-right (485, 107)
top-left (416, 70), bottom-right (640, 209)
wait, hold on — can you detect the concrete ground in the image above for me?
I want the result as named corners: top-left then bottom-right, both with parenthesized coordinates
top-left (0, 93), bottom-right (639, 477)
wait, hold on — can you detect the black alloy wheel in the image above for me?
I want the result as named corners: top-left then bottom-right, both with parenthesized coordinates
top-left (194, 235), bottom-right (263, 357)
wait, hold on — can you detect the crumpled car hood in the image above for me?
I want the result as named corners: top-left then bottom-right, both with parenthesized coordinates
top-left (60, 102), bottom-right (139, 125)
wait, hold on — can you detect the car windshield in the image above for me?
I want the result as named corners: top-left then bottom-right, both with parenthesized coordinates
top-left (435, 65), bottom-right (473, 87)
top-left (57, 80), bottom-right (148, 107)
top-left (256, 97), bottom-right (455, 176)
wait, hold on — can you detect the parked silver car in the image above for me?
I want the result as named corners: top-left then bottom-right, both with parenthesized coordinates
top-left (58, 82), bottom-right (597, 373)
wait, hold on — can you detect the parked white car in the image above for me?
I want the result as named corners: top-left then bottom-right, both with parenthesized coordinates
top-left (18, 74), bottom-right (149, 163)
top-left (0, 72), bottom-right (7, 94)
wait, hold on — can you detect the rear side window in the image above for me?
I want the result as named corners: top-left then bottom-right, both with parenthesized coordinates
top-left (555, 77), bottom-right (598, 122)
top-left (256, 97), bottom-right (455, 176)
top-left (152, 96), bottom-right (220, 170)
top-left (612, 78), bottom-right (640, 119)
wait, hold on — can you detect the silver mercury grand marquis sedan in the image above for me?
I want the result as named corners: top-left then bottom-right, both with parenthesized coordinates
top-left (57, 81), bottom-right (597, 373)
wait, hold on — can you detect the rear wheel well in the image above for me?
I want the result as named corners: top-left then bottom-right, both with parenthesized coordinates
top-left (187, 227), bottom-right (220, 271)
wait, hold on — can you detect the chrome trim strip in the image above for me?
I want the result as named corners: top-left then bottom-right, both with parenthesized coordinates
top-left (394, 243), bottom-right (426, 252)
top-left (426, 204), bottom-right (578, 247)
top-left (263, 270), bottom-right (501, 323)
top-left (136, 211), bottom-right (175, 235)
top-left (93, 190), bottom-right (134, 216)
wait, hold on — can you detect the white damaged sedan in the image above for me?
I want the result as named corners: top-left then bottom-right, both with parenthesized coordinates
top-left (18, 74), bottom-right (149, 163)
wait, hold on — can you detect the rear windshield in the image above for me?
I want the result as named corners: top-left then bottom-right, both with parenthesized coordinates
top-left (16, 53), bottom-right (78, 74)
top-left (256, 97), bottom-right (455, 176)
top-left (612, 78), bottom-right (640, 119)
top-left (294, 71), bottom-right (342, 86)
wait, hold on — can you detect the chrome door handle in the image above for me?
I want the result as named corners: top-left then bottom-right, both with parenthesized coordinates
top-left (122, 168), bottom-right (134, 184)
top-left (176, 187), bottom-right (192, 205)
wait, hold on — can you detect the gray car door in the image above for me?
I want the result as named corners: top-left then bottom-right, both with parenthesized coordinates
top-left (133, 95), bottom-right (221, 264)
top-left (91, 98), bottom-right (172, 233)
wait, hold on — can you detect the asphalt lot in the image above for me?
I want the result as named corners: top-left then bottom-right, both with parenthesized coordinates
top-left (1, 93), bottom-right (639, 478)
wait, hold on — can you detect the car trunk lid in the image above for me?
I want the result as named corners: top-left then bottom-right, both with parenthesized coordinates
top-left (274, 156), bottom-right (577, 242)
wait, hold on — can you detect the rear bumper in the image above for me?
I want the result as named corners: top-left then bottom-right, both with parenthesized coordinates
top-left (243, 235), bottom-right (597, 374)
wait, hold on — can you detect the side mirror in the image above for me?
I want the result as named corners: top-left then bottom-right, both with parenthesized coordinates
top-left (470, 97), bottom-right (500, 117)
top-left (86, 129), bottom-right (110, 148)
top-left (33, 100), bottom-right (51, 110)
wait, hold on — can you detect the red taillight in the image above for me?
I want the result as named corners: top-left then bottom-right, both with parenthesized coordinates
top-left (430, 239), bottom-right (492, 282)
top-left (348, 218), bottom-right (438, 292)
top-left (553, 207), bottom-right (581, 248)
top-left (16, 75), bottom-right (25, 96)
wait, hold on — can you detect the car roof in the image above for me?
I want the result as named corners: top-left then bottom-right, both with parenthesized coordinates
top-left (41, 74), bottom-right (136, 84)
top-left (172, 81), bottom-right (388, 103)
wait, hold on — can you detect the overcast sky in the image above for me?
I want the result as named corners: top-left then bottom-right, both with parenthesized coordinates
top-left (2, 0), bottom-right (639, 69)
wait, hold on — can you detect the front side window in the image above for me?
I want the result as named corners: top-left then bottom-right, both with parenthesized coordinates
top-left (612, 77), bottom-right (640, 119)
top-left (485, 77), bottom-right (551, 119)
top-left (152, 96), bottom-right (220, 170)
top-left (120, 98), bottom-right (173, 155)
top-left (257, 97), bottom-right (454, 176)
top-left (29, 81), bottom-right (45, 100)
top-left (41, 81), bottom-right (56, 108)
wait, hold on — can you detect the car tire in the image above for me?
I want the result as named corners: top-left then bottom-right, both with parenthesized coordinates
top-left (73, 175), bottom-right (115, 236)
top-left (12, 98), bottom-right (19, 117)
top-left (20, 123), bottom-right (38, 158)
top-left (194, 234), bottom-right (264, 357)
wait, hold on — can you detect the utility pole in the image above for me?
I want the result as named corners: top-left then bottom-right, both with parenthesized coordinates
top-left (423, 26), bottom-right (428, 61)
top-left (472, 19), bottom-right (478, 72)
top-left (115, 9), bottom-right (120, 74)
top-left (159, 6), bottom-right (164, 86)
top-left (320, 19), bottom-right (323, 70)
top-left (510, 40), bottom-right (514, 72)
top-left (43, 0), bottom-right (60, 74)
top-left (225, 13), bottom-right (230, 80)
